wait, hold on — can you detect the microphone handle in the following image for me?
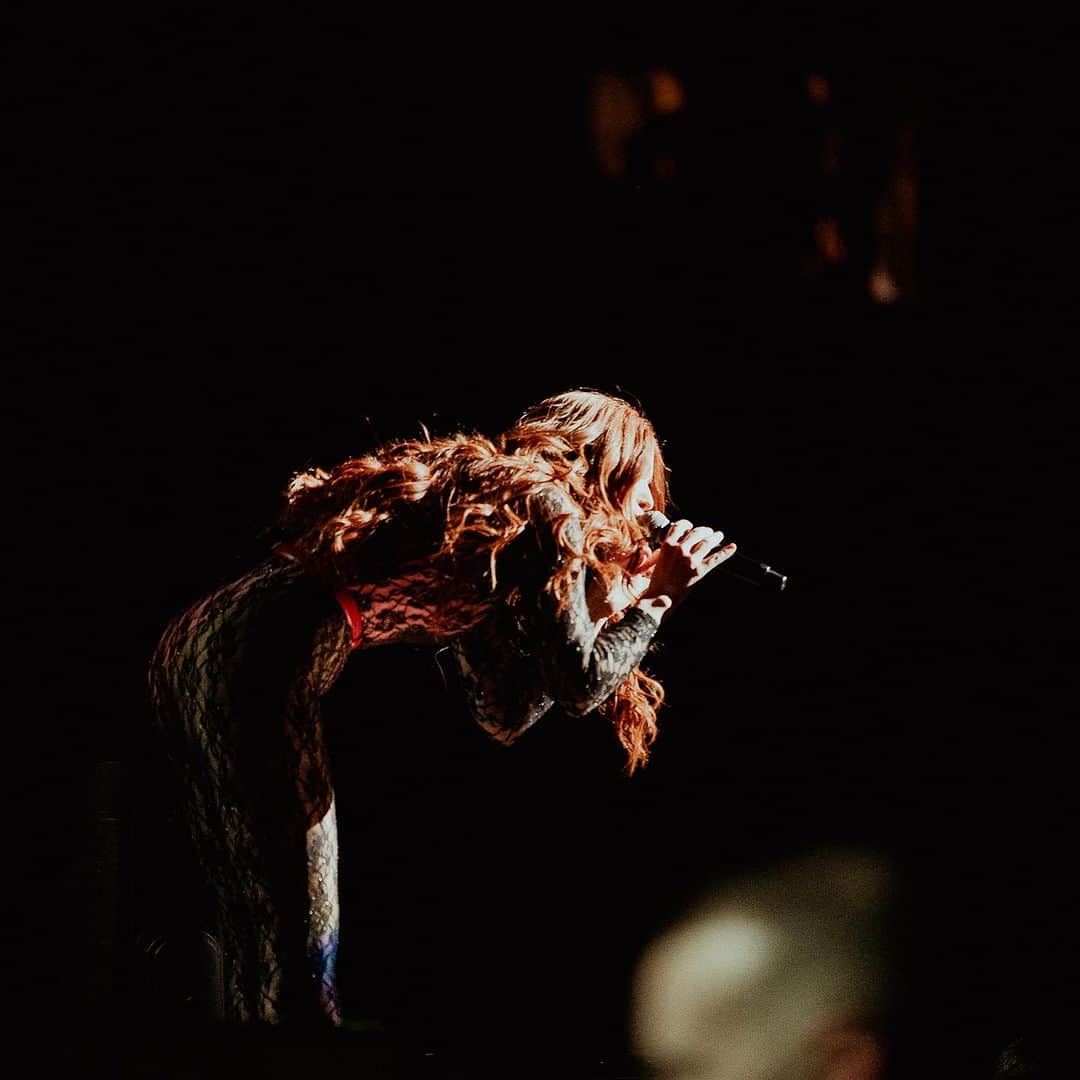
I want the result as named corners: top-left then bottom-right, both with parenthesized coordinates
top-left (721, 552), bottom-right (788, 592)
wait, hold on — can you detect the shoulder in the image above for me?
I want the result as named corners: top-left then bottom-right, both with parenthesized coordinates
top-left (520, 483), bottom-right (587, 569)
top-left (528, 482), bottom-right (582, 523)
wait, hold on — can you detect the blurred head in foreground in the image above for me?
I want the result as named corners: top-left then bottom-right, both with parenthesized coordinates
top-left (631, 849), bottom-right (902, 1080)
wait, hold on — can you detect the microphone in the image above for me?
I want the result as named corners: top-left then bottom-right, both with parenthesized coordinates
top-left (640, 511), bottom-right (788, 592)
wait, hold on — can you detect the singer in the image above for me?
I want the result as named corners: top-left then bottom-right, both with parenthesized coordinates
top-left (146, 388), bottom-right (736, 1028)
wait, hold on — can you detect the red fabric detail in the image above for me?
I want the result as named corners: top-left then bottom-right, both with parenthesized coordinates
top-left (334, 590), bottom-right (365, 651)
top-left (273, 543), bottom-right (363, 650)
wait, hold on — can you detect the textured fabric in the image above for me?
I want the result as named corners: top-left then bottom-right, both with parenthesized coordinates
top-left (148, 556), bottom-right (350, 1026)
top-left (146, 483), bottom-right (660, 1026)
top-left (274, 542), bottom-right (364, 651)
top-left (450, 486), bottom-right (661, 744)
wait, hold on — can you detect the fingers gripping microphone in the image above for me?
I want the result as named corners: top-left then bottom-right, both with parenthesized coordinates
top-left (640, 511), bottom-right (788, 592)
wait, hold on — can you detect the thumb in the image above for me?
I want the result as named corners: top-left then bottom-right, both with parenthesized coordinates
top-left (635, 546), bottom-right (663, 573)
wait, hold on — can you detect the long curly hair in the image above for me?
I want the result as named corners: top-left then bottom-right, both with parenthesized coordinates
top-left (277, 389), bottom-right (670, 774)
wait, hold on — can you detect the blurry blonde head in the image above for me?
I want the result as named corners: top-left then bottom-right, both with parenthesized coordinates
top-left (632, 849), bottom-right (898, 1080)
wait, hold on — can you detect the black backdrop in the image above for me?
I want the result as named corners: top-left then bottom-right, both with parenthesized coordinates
top-left (16, 17), bottom-right (1066, 1076)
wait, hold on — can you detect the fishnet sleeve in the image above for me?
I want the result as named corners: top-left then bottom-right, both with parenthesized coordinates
top-left (450, 484), bottom-right (660, 742)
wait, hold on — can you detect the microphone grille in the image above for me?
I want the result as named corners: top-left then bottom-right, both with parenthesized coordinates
top-left (640, 510), bottom-right (671, 543)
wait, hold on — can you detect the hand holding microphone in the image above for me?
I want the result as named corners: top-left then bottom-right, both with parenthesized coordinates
top-left (639, 511), bottom-right (788, 595)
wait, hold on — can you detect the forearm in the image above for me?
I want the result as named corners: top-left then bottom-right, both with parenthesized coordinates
top-left (451, 627), bottom-right (556, 744)
top-left (305, 797), bottom-right (341, 1026)
top-left (548, 604), bottom-right (661, 717)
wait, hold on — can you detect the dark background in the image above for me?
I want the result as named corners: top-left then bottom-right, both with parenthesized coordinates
top-left (15, 16), bottom-right (1066, 1077)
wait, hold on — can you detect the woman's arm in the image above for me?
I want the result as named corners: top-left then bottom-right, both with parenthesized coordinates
top-left (526, 485), bottom-right (663, 718)
top-left (449, 614), bottom-right (557, 745)
top-left (451, 485), bottom-right (665, 740)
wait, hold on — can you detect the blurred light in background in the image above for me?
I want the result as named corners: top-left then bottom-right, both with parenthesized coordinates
top-left (589, 69), bottom-right (645, 180)
top-left (587, 59), bottom-right (918, 304)
top-left (816, 216), bottom-right (848, 265)
top-left (870, 119), bottom-right (918, 303)
top-left (807, 72), bottom-right (831, 107)
top-left (588, 66), bottom-right (686, 183)
top-left (648, 68), bottom-right (685, 115)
